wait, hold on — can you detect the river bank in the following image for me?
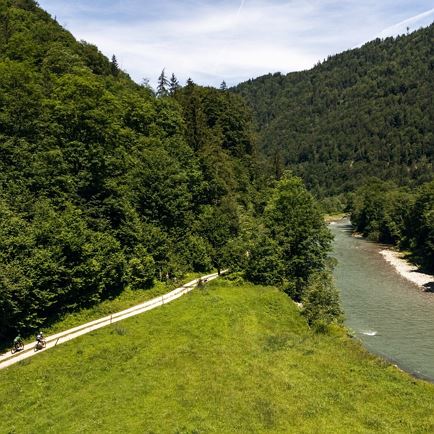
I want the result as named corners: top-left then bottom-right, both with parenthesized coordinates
top-left (324, 213), bottom-right (348, 223)
top-left (380, 249), bottom-right (434, 290)
top-left (330, 219), bottom-right (434, 381)
top-left (328, 217), bottom-right (434, 290)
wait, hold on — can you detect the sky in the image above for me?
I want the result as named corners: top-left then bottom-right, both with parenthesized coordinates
top-left (37, 0), bottom-right (434, 88)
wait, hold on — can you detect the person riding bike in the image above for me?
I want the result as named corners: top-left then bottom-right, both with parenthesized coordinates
top-left (36, 331), bottom-right (44, 344)
top-left (34, 331), bottom-right (46, 351)
top-left (13, 334), bottom-right (23, 348)
top-left (11, 333), bottom-right (24, 354)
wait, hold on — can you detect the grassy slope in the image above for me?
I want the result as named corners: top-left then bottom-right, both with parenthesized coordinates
top-left (1, 273), bottom-right (203, 353)
top-left (1, 280), bottom-right (433, 433)
top-left (44, 273), bottom-right (203, 336)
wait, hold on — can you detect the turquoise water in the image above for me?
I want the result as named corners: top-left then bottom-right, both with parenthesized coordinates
top-left (330, 219), bottom-right (434, 381)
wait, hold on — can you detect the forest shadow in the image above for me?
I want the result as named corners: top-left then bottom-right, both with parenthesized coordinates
top-left (423, 282), bottom-right (434, 293)
top-left (404, 252), bottom-right (434, 275)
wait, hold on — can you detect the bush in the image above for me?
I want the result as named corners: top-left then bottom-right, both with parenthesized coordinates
top-left (301, 271), bottom-right (343, 327)
top-left (126, 246), bottom-right (155, 290)
top-left (222, 272), bottom-right (245, 286)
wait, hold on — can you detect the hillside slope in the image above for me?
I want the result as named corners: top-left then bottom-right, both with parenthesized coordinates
top-left (1, 280), bottom-right (433, 433)
top-left (0, 0), bottom-right (338, 343)
top-left (0, 0), bottom-right (261, 338)
top-left (235, 24), bottom-right (434, 196)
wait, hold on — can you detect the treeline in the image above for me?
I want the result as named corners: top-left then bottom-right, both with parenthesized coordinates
top-left (0, 0), bottom-right (254, 336)
top-left (0, 0), bottom-right (340, 338)
top-left (235, 24), bottom-right (434, 197)
top-left (349, 179), bottom-right (434, 272)
top-left (243, 174), bottom-right (342, 327)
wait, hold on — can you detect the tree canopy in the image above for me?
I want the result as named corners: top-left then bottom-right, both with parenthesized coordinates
top-left (0, 0), bottom-right (352, 338)
top-left (235, 24), bottom-right (434, 197)
top-left (0, 0), bottom-right (268, 337)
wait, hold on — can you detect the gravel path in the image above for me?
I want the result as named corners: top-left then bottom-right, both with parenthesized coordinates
top-left (0, 273), bottom-right (220, 370)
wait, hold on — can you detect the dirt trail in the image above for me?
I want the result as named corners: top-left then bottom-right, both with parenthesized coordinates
top-left (0, 273), bottom-right (220, 370)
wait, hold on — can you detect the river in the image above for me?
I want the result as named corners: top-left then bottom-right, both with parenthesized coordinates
top-left (330, 219), bottom-right (434, 381)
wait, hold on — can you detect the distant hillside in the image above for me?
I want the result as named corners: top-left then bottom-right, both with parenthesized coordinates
top-left (235, 24), bottom-right (434, 196)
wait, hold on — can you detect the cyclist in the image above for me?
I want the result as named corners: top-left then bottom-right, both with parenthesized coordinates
top-left (13, 333), bottom-right (23, 349)
top-left (36, 331), bottom-right (44, 344)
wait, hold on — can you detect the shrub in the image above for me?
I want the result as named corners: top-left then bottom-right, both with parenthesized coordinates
top-left (301, 271), bottom-right (343, 328)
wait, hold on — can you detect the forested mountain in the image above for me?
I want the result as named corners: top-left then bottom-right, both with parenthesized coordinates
top-left (235, 24), bottom-right (434, 196)
top-left (0, 0), bottom-right (337, 338)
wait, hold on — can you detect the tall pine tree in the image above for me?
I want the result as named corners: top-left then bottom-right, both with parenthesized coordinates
top-left (157, 68), bottom-right (169, 97)
top-left (110, 54), bottom-right (119, 76)
top-left (169, 73), bottom-right (180, 96)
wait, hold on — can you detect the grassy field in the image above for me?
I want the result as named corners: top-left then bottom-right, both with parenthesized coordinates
top-left (324, 213), bottom-right (348, 223)
top-left (45, 273), bottom-right (204, 335)
top-left (1, 273), bottom-right (203, 353)
top-left (1, 279), bottom-right (433, 433)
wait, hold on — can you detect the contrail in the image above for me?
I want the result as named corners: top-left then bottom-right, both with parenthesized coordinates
top-left (236, 0), bottom-right (246, 18)
top-left (354, 7), bottom-right (434, 48)
top-left (377, 7), bottom-right (434, 37)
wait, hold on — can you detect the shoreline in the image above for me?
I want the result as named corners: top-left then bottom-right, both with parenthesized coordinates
top-left (324, 213), bottom-right (348, 223)
top-left (379, 249), bottom-right (434, 289)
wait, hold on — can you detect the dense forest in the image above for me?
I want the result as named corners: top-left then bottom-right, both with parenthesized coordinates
top-left (235, 24), bottom-right (434, 197)
top-left (349, 178), bottom-right (434, 272)
top-left (0, 0), bottom-right (338, 339)
top-left (235, 23), bottom-right (434, 270)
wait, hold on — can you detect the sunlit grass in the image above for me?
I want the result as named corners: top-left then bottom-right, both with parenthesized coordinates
top-left (45, 273), bottom-right (203, 335)
top-left (1, 280), bottom-right (433, 433)
top-left (324, 213), bottom-right (348, 222)
top-left (2, 273), bottom-right (203, 352)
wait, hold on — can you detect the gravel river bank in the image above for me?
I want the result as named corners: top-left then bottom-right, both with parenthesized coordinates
top-left (330, 219), bottom-right (434, 381)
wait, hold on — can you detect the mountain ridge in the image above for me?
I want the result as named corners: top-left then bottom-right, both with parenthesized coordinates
top-left (234, 23), bottom-right (434, 196)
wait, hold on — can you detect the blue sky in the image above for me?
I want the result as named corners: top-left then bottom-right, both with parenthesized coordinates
top-left (38, 0), bottom-right (434, 88)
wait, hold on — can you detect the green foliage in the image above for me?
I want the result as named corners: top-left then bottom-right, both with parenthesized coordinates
top-left (126, 246), bottom-right (155, 290)
top-left (0, 201), bottom-right (126, 335)
top-left (349, 178), bottom-right (434, 271)
top-left (0, 0), bottom-right (343, 339)
top-left (302, 271), bottom-right (343, 329)
top-left (176, 83), bottom-right (255, 159)
top-left (0, 283), bottom-right (433, 433)
top-left (0, 0), bottom-right (271, 339)
top-left (319, 195), bottom-right (347, 215)
top-left (245, 234), bottom-right (284, 286)
top-left (246, 172), bottom-right (336, 319)
top-left (235, 24), bottom-right (434, 196)
top-left (350, 178), bottom-right (400, 241)
top-left (408, 181), bottom-right (434, 270)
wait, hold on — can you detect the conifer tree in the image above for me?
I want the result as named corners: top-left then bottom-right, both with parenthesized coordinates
top-left (220, 80), bottom-right (227, 91)
top-left (110, 54), bottom-right (119, 76)
top-left (169, 73), bottom-right (180, 96)
top-left (273, 148), bottom-right (284, 180)
top-left (157, 68), bottom-right (169, 97)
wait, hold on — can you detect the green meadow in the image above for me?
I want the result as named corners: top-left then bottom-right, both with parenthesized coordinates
top-left (44, 273), bottom-right (204, 336)
top-left (1, 273), bottom-right (203, 353)
top-left (1, 280), bottom-right (433, 433)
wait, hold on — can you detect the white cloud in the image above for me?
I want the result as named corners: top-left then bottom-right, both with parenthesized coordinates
top-left (38, 0), bottom-right (434, 88)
